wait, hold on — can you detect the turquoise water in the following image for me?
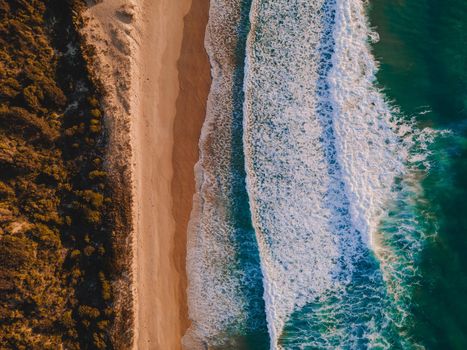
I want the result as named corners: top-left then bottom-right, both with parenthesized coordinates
top-left (184, 0), bottom-right (269, 348)
top-left (370, 0), bottom-right (467, 348)
top-left (187, 0), bottom-right (466, 348)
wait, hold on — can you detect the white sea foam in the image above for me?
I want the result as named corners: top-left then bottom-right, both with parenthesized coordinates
top-left (328, 0), bottom-right (419, 249)
top-left (187, 0), bottom-right (438, 348)
top-left (244, 1), bottom-right (351, 346)
top-left (243, 0), bottom-right (434, 348)
top-left (329, 6), bottom-right (439, 345)
top-left (184, 0), bottom-right (264, 348)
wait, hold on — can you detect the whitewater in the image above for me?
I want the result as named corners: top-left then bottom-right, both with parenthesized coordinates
top-left (186, 0), bottom-right (437, 349)
top-left (184, 1), bottom-right (268, 348)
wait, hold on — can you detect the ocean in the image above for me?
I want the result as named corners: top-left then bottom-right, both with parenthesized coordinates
top-left (185, 0), bottom-right (467, 349)
top-left (371, 0), bottom-right (467, 348)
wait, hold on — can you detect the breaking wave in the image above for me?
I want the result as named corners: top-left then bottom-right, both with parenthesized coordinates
top-left (186, 0), bottom-right (440, 348)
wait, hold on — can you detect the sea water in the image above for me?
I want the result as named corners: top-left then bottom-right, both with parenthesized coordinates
top-left (184, 0), bottom-right (269, 348)
top-left (243, 0), bottom-right (436, 348)
top-left (185, 0), bottom-right (465, 348)
top-left (370, 1), bottom-right (467, 348)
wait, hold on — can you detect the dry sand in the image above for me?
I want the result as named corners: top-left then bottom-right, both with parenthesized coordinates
top-left (81, 0), bottom-right (210, 348)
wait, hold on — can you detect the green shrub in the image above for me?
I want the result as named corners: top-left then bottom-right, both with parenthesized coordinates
top-left (90, 109), bottom-right (101, 118)
top-left (78, 305), bottom-right (100, 319)
top-left (89, 170), bottom-right (106, 180)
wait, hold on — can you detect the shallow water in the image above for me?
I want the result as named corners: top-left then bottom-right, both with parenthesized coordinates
top-left (184, 0), bottom-right (268, 348)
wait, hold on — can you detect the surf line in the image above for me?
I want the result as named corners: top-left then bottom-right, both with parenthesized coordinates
top-left (241, 0), bottom-right (429, 348)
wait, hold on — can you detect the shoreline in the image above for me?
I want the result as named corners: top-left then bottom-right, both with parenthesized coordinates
top-left (80, 0), bottom-right (210, 348)
top-left (172, 0), bottom-right (211, 337)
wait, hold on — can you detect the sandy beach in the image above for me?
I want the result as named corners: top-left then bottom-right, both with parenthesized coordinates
top-left (82, 0), bottom-right (210, 348)
top-left (134, 0), bottom-right (210, 348)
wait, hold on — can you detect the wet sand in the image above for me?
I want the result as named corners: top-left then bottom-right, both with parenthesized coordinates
top-left (133, 0), bottom-right (210, 348)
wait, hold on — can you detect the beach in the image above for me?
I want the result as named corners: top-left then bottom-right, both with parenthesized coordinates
top-left (81, 0), bottom-right (210, 348)
top-left (3, 0), bottom-right (464, 347)
top-left (78, 0), bottom-right (463, 348)
top-left (133, 0), bottom-right (210, 348)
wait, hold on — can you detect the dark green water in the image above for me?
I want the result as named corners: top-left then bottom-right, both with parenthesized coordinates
top-left (370, 1), bottom-right (467, 348)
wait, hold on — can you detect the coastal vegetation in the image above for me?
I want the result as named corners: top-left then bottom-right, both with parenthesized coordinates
top-left (0, 0), bottom-right (124, 348)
